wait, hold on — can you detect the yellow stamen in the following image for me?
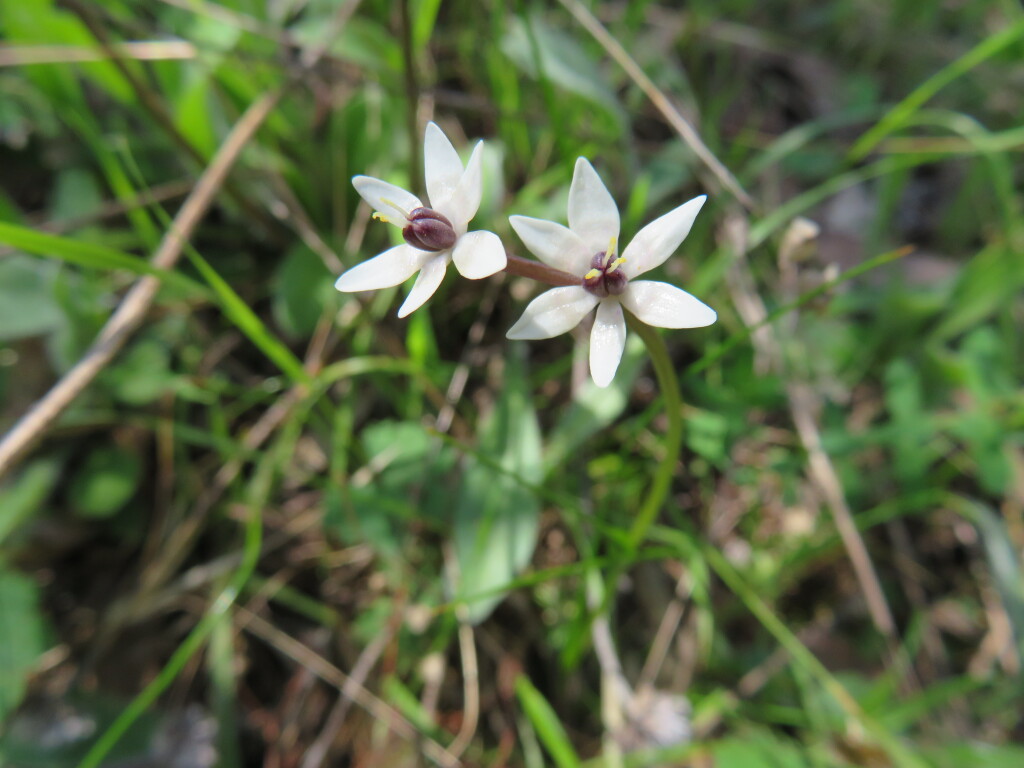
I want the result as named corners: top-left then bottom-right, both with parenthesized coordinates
top-left (603, 236), bottom-right (618, 266)
top-left (584, 268), bottom-right (602, 281)
top-left (379, 196), bottom-right (412, 221)
top-left (371, 211), bottom-right (391, 223)
top-left (606, 256), bottom-right (627, 273)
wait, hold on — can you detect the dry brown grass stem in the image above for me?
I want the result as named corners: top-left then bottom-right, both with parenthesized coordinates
top-left (557, 0), bottom-right (757, 211)
top-left (237, 606), bottom-right (463, 768)
top-left (0, 41), bottom-right (196, 66)
top-left (0, 89), bottom-right (282, 480)
top-left (721, 213), bottom-right (898, 644)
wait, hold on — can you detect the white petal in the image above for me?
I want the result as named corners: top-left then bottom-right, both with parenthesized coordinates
top-left (506, 286), bottom-right (597, 340)
top-left (451, 230), bottom-right (506, 279)
top-left (398, 255), bottom-right (447, 317)
top-left (589, 299), bottom-right (626, 388)
top-left (621, 280), bottom-right (717, 328)
top-left (568, 157), bottom-right (620, 254)
top-left (424, 122), bottom-right (464, 212)
top-left (508, 215), bottom-right (592, 275)
top-left (621, 195), bottom-right (706, 278)
top-left (436, 141), bottom-right (483, 232)
top-left (334, 244), bottom-right (431, 292)
top-left (352, 176), bottom-right (422, 223)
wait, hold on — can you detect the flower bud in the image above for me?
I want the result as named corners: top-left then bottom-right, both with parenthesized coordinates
top-left (403, 207), bottom-right (457, 252)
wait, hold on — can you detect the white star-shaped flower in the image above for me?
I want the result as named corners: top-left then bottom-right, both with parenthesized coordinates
top-left (335, 122), bottom-right (507, 317)
top-left (506, 158), bottom-right (716, 387)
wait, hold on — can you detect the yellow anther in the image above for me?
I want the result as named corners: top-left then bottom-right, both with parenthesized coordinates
top-left (371, 211), bottom-right (391, 223)
top-left (607, 257), bottom-right (627, 273)
top-left (584, 268), bottom-right (602, 281)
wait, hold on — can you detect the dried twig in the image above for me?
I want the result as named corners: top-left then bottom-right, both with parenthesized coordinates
top-left (299, 619), bottom-right (397, 768)
top-left (238, 607), bottom-right (462, 768)
top-left (0, 41), bottom-right (196, 67)
top-left (720, 212), bottom-right (898, 643)
top-left (557, 0), bottom-right (756, 211)
top-left (442, 543), bottom-right (481, 759)
top-left (0, 90), bottom-right (282, 479)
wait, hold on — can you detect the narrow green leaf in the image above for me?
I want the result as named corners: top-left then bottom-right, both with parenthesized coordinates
top-left (514, 675), bottom-right (581, 768)
top-left (849, 18), bottom-right (1024, 160)
top-left (184, 249), bottom-right (310, 385)
top-left (0, 568), bottom-right (49, 721)
top-left (454, 347), bottom-right (543, 623)
top-left (0, 222), bottom-right (206, 296)
top-left (0, 460), bottom-right (60, 546)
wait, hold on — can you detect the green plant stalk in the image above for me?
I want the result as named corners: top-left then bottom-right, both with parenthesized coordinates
top-left (848, 17), bottom-right (1024, 161)
top-left (625, 315), bottom-right (684, 551)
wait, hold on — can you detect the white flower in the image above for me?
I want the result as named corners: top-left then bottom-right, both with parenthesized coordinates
top-left (335, 122), bottom-right (507, 317)
top-left (506, 158), bottom-right (716, 388)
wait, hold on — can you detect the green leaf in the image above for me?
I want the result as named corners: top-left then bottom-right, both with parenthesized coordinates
top-left (454, 348), bottom-right (543, 623)
top-left (956, 498), bottom-right (1024, 662)
top-left (328, 420), bottom-right (453, 555)
top-left (501, 14), bottom-right (624, 128)
top-left (272, 245), bottom-right (334, 339)
top-left (184, 248), bottom-right (310, 384)
top-left (931, 245), bottom-right (1023, 342)
top-left (69, 445), bottom-right (143, 519)
top-left (103, 338), bottom-right (175, 406)
top-left (412, 0), bottom-right (444, 52)
top-left (710, 733), bottom-right (812, 767)
top-left (0, 254), bottom-right (62, 341)
top-left (0, 460), bottom-right (60, 547)
top-left (925, 743), bottom-right (1024, 768)
top-left (884, 358), bottom-right (934, 488)
top-left (0, 568), bottom-right (48, 722)
top-left (49, 168), bottom-right (103, 222)
top-left (544, 335), bottom-right (643, 470)
top-left (514, 675), bottom-right (581, 768)
top-left (291, 16), bottom-right (401, 73)
top-left (0, 221), bottom-right (206, 296)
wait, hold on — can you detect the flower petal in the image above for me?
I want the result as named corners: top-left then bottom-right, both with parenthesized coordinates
top-left (451, 230), bottom-right (507, 279)
top-left (621, 195), bottom-right (706, 278)
top-left (621, 280), bottom-right (717, 328)
top-left (506, 286), bottom-right (597, 340)
top-left (334, 244), bottom-right (431, 292)
top-left (436, 141), bottom-right (483, 233)
top-left (398, 255), bottom-right (448, 317)
top-left (568, 157), bottom-right (620, 254)
top-left (352, 175), bottom-right (422, 223)
top-left (508, 215), bottom-right (592, 275)
top-left (424, 122), bottom-right (464, 211)
top-left (589, 299), bottom-right (626, 388)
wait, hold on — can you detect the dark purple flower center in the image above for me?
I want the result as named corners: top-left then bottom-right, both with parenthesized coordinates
top-left (582, 251), bottom-right (627, 298)
top-left (402, 207), bottom-right (457, 252)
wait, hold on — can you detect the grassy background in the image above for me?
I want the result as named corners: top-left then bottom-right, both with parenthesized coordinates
top-left (1, 0), bottom-right (1022, 765)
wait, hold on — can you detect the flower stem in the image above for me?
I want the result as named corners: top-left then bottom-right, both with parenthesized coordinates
top-left (624, 314), bottom-right (684, 551)
top-left (503, 253), bottom-right (579, 286)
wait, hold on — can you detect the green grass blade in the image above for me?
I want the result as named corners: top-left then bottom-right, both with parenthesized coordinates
top-left (849, 18), bottom-right (1024, 161)
top-left (515, 675), bottom-right (582, 768)
top-left (0, 222), bottom-right (206, 296)
top-left (182, 248), bottom-right (311, 385)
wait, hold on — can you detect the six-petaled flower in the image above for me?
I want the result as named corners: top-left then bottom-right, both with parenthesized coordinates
top-left (505, 158), bottom-right (716, 387)
top-left (335, 122), bottom-right (507, 317)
